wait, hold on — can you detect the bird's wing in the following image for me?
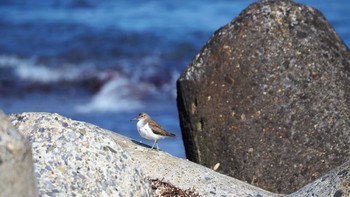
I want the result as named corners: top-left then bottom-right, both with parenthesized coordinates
top-left (149, 119), bottom-right (176, 137)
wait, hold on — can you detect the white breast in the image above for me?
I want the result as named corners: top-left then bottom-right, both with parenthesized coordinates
top-left (137, 121), bottom-right (166, 141)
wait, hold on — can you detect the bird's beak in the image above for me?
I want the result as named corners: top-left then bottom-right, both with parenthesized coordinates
top-left (130, 118), bottom-right (138, 122)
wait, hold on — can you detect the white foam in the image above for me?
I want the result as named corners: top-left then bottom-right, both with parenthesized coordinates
top-left (75, 76), bottom-right (143, 113)
top-left (0, 55), bottom-right (176, 113)
top-left (0, 55), bottom-right (99, 83)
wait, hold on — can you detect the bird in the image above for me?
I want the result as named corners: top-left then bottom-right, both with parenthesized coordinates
top-left (131, 112), bottom-right (176, 150)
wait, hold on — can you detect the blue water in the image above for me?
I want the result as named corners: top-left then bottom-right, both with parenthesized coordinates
top-left (0, 0), bottom-right (349, 158)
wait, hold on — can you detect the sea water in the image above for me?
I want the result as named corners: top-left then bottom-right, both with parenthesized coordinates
top-left (0, 0), bottom-right (349, 158)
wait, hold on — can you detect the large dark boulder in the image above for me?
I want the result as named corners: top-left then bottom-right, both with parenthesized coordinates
top-left (177, 0), bottom-right (350, 193)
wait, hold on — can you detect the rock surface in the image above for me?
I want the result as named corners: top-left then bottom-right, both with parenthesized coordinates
top-left (177, 0), bottom-right (350, 193)
top-left (10, 112), bottom-right (151, 196)
top-left (0, 111), bottom-right (37, 197)
top-left (286, 160), bottom-right (350, 197)
top-left (6, 112), bottom-right (350, 196)
top-left (10, 112), bottom-right (280, 197)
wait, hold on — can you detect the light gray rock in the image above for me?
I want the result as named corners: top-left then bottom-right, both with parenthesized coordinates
top-left (10, 112), bottom-right (151, 197)
top-left (10, 112), bottom-right (280, 197)
top-left (110, 132), bottom-right (282, 197)
top-left (0, 111), bottom-right (37, 197)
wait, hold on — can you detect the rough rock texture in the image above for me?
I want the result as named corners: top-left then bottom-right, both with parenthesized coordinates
top-left (10, 112), bottom-right (151, 196)
top-left (7, 112), bottom-right (350, 196)
top-left (0, 111), bottom-right (38, 197)
top-left (177, 0), bottom-right (350, 193)
top-left (286, 160), bottom-right (350, 197)
top-left (11, 112), bottom-right (281, 197)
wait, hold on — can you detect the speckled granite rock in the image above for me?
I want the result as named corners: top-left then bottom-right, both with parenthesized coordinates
top-left (111, 133), bottom-right (282, 197)
top-left (0, 111), bottom-right (37, 197)
top-left (177, 0), bottom-right (350, 193)
top-left (10, 112), bottom-right (151, 196)
top-left (10, 112), bottom-right (280, 197)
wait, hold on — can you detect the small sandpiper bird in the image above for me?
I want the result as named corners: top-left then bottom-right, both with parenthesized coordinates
top-left (131, 112), bottom-right (176, 150)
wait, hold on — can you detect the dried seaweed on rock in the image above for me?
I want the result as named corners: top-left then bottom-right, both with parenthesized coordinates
top-left (151, 179), bottom-right (202, 197)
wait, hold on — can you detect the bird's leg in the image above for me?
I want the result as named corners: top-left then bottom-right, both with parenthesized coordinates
top-left (151, 140), bottom-right (157, 149)
top-left (151, 140), bottom-right (159, 150)
top-left (156, 141), bottom-right (159, 151)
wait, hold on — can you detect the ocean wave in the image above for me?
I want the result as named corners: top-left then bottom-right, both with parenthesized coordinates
top-left (75, 70), bottom-right (179, 113)
top-left (0, 55), bottom-right (106, 83)
top-left (0, 54), bottom-right (179, 113)
top-left (75, 76), bottom-right (143, 113)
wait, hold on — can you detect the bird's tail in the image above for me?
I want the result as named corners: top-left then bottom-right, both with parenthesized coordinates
top-left (168, 132), bottom-right (176, 138)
